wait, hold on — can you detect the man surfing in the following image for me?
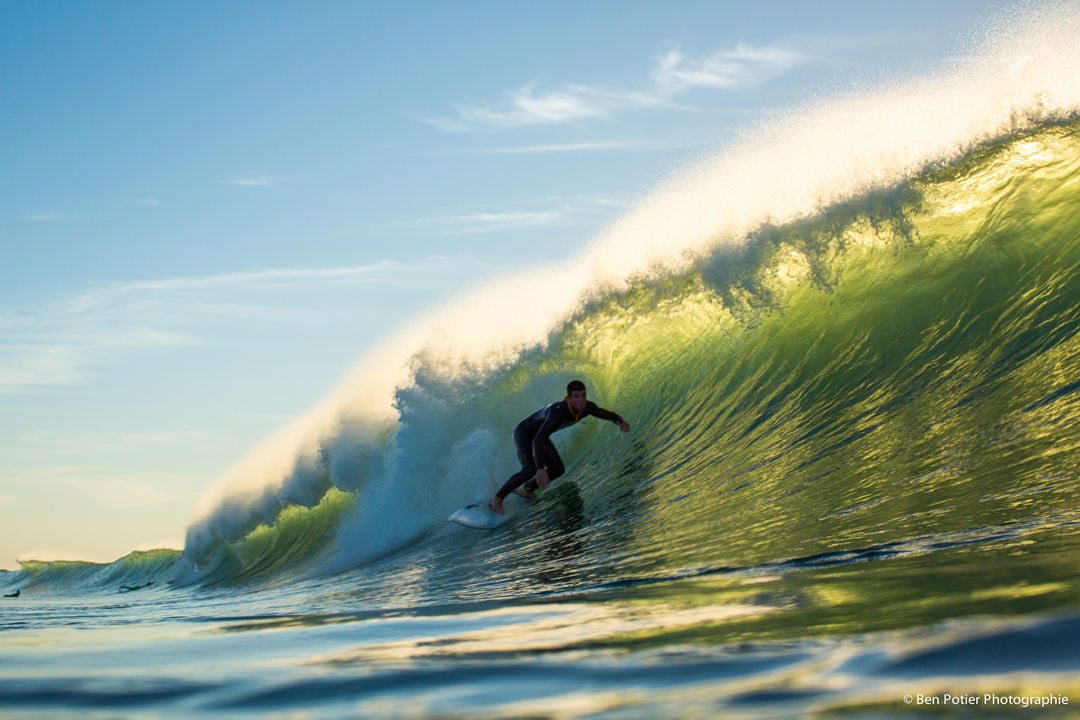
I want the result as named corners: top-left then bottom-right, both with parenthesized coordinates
top-left (489, 380), bottom-right (630, 515)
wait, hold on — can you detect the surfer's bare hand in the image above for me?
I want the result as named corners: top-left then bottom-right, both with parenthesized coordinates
top-left (536, 468), bottom-right (550, 488)
top-left (620, 422), bottom-right (630, 433)
top-left (489, 496), bottom-right (504, 515)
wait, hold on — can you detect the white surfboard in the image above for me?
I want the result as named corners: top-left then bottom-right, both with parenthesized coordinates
top-left (449, 490), bottom-right (540, 529)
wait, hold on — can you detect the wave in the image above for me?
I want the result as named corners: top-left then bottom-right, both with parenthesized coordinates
top-left (1, 549), bottom-right (182, 595)
top-left (161, 3), bottom-right (1080, 591)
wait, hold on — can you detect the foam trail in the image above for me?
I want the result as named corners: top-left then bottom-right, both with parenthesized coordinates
top-left (183, 2), bottom-right (1080, 582)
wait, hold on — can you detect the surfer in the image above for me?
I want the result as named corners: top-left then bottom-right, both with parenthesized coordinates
top-left (119, 582), bottom-right (153, 592)
top-left (4, 590), bottom-right (19, 598)
top-left (489, 380), bottom-right (629, 515)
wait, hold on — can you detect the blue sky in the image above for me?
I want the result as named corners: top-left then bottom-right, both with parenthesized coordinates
top-left (0, 1), bottom-right (995, 567)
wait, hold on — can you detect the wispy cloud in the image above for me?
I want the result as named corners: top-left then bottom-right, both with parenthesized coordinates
top-left (404, 211), bottom-right (560, 234)
top-left (66, 262), bottom-right (475, 312)
top-left (220, 175), bottom-right (280, 187)
top-left (16, 428), bottom-right (219, 450)
top-left (399, 194), bottom-right (633, 235)
top-left (0, 258), bottom-right (486, 393)
top-left (1, 465), bottom-right (189, 510)
top-left (86, 477), bottom-right (183, 509)
top-left (429, 84), bottom-right (670, 131)
top-left (429, 43), bottom-right (808, 131)
top-left (467, 139), bottom-right (656, 155)
top-left (0, 330), bottom-right (191, 390)
top-left (136, 198), bottom-right (161, 207)
top-left (652, 45), bottom-right (805, 92)
top-left (462, 137), bottom-right (710, 156)
top-left (0, 344), bottom-right (108, 389)
top-left (20, 212), bottom-right (105, 223)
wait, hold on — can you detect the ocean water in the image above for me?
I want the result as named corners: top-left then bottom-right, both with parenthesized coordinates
top-left (7, 6), bottom-right (1080, 719)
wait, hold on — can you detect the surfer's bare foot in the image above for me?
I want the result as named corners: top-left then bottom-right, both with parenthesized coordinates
top-left (489, 496), bottom-right (504, 515)
top-left (515, 487), bottom-right (538, 500)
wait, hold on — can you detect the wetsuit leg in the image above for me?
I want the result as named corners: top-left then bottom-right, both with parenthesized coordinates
top-left (523, 439), bottom-right (564, 492)
top-left (495, 425), bottom-right (539, 500)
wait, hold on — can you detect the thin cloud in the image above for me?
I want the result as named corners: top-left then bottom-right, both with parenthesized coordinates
top-left (0, 344), bottom-right (97, 388)
top-left (20, 212), bottom-right (105, 223)
top-left (429, 43), bottom-right (808, 131)
top-left (468, 139), bottom-right (656, 155)
top-left (67, 262), bottom-right (432, 311)
top-left (404, 211), bottom-right (560, 234)
top-left (220, 175), bottom-right (278, 187)
top-left (2, 466), bottom-right (187, 510)
top-left (653, 45), bottom-right (805, 92)
top-left (463, 137), bottom-right (708, 155)
top-left (0, 259), bottom-right (488, 393)
top-left (429, 84), bottom-right (669, 132)
top-left (567, 193), bottom-right (636, 210)
top-left (400, 195), bottom-right (632, 235)
top-left (16, 428), bottom-right (219, 451)
top-left (88, 477), bottom-right (182, 509)
top-left (0, 329), bottom-right (192, 390)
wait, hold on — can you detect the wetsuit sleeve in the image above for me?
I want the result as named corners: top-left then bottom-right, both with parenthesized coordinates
top-left (587, 402), bottom-right (625, 425)
top-left (532, 405), bottom-right (562, 469)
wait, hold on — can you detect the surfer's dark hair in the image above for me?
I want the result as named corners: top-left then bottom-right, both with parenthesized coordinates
top-left (567, 380), bottom-right (586, 395)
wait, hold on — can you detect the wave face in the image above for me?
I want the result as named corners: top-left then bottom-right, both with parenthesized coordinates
top-left (152, 119), bottom-right (1080, 598)
top-left (147, 3), bottom-right (1080, 595)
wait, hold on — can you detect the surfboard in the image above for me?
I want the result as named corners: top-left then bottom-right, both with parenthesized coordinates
top-left (450, 489), bottom-right (541, 529)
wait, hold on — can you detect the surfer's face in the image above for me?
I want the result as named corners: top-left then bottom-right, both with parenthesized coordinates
top-left (568, 389), bottom-right (587, 413)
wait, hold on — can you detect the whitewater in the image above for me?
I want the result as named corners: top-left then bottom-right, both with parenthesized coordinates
top-left (6, 4), bottom-right (1080, 718)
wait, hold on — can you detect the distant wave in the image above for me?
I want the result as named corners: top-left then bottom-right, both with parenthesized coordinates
top-left (1, 549), bottom-right (181, 595)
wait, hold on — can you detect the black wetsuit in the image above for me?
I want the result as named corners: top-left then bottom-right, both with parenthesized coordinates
top-left (495, 399), bottom-right (625, 500)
